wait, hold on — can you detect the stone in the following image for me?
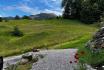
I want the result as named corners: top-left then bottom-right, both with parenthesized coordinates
top-left (32, 48), bottom-right (39, 52)
top-left (86, 27), bottom-right (104, 52)
top-left (22, 53), bottom-right (33, 61)
top-left (19, 59), bottom-right (29, 65)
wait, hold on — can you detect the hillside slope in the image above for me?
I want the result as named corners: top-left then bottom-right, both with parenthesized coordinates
top-left (0, 19), bottom-right (97, 56)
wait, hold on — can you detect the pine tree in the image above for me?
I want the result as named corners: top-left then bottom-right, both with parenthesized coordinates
top-left (15, 15), bottom-right (20, 20)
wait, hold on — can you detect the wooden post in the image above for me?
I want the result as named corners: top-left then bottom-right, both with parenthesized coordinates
top-left (0, 56), bottom-right (3, 70)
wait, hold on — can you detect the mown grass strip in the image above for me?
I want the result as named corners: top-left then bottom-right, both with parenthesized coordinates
top-left (52, 35), bottom-right (91, 49)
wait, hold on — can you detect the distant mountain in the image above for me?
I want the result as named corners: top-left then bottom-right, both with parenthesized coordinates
top-left (30, 13), bottom-right (57, 19)
top-left (3, 17), bottom-right (14, 20)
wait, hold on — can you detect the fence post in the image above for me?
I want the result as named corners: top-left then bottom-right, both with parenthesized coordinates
top-left (0, 56), bottom-right (3, 70)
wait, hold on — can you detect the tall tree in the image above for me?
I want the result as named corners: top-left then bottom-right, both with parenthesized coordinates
top-left (15, 15), bottom-right (20, 20)
top-left (80, 0), bottom-right (101, 23)
top-left (62, 0), bottom-right (71, 19)
top-left (98, 0), bottom-right (104, 12)
top-left (62, 0), bottom-right (83, 19)
top-left (62, 0), bottom-right (104, 23)
top-left (22, 15), bottom-right (30, 19)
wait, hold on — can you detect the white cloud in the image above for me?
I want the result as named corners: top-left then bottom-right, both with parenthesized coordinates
top-left (39, 0), bottom-right (62, 15)
top-left (18, 5), bottom-right (40, 15)
top-left (0, 15), bottom-right (2, 17)
top-left (43, 9), bottom-right (62, 15)
top-left (0, 0), bottom-right (62, 16)
top-left (40, 0), bottom-right (61, 8)
top-left (18, 4), bottom-right (62, 15)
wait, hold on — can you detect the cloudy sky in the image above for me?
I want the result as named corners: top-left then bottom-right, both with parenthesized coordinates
top-left (0, 0), bottom-right (62, 17)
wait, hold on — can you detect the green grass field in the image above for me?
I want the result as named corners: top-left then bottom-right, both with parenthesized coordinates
top-left (0, 19), bottom-right (97, 57)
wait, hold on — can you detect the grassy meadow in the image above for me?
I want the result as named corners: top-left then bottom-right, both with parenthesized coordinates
top-left (0, 19), bottom-right (97, 57)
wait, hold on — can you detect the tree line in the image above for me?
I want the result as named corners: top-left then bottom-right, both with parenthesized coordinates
top-left (62, 0), bottom-right (104, 23)
top-left (0, 15), bottom-right (30, 22)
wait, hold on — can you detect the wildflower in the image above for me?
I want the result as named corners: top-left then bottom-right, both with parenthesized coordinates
top-left (74, 54), bottom-right (79, 60)
top-left (80, 51), bottom-right (85, 55)
top-left (70, 61), bottom-right (73, 64)
top-left (75, 53), bottom-right (79, 56)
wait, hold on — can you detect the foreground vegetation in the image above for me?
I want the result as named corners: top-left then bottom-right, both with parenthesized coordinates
top-left (0, 19), bottom-right (97, 57)
top-left (78, 47), bottom-right (104, 69)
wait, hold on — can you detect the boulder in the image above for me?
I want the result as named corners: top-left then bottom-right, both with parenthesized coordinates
top-left (86, 27), bottom-right (104, 52)
top-left (32, 48), bottom-right (39, 52)
top-left (22, 53), bottom-right (33, 61)
top-left (20, 59), bottom-right (29, 65)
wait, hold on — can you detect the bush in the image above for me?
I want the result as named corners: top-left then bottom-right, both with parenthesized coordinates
top-left (11, 26), bottom-right (23, 37)
top-left (0, 17), bottom-right (3, 22)
top-left (22, 15), bottom-right (30, 19)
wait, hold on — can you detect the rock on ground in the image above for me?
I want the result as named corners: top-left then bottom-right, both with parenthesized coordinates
top-left (86, 27), bottom-right (104, 51)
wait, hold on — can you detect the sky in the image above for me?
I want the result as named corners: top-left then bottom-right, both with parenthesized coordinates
top-left (0, 0), bottom-right (62, 17)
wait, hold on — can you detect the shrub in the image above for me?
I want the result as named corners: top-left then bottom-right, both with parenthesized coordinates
top-left (11, 26), bottom-right (23, 37)
top-left (0, 17), bottom-right (3, 22)
top-left (22, 15), bottom-right (30, 19)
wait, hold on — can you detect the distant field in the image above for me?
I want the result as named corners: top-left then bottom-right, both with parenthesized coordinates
top-left (0, 19), bottom-right (97, 57)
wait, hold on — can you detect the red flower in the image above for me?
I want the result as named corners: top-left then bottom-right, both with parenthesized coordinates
top-left (74, 55), bottom-right (79, 60)
top-left (80, 51), bottom-right (85, 55)
top-left (75, 53), bottom-right (79, 56)
top-left (69, 61), bottom-right (73, 64)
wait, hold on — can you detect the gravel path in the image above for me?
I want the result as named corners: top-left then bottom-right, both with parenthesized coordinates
top-left (3, 49), bottom-right (95, 70)
top-left (3, 49), bottom-right (77, 70)
top-left (31, 49), bottom-right (78, 70)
